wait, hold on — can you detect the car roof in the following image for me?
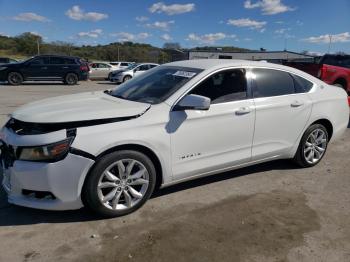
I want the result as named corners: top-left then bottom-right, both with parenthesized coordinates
top-left (166, 59), bottom-right (323, 84)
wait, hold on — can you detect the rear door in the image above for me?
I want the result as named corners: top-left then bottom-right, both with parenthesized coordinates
top-left (47, 56), bottom-right (67, 79)
top-left (251, 68), bottom-right (313, 160)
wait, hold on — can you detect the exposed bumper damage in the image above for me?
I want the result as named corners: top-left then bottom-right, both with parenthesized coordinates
top-left (0, 108), bottom-right (149, 210)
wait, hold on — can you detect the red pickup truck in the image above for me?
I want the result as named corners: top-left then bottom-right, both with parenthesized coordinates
top-left (285, 54), bottom-right (350, 94)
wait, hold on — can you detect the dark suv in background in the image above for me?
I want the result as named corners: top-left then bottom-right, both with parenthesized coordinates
top-left (0, 55), bottom-right (89, 85)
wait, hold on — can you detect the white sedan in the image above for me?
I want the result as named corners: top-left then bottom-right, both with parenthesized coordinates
top-left (109, 63), bottom-right (159, 83)
top-left (1, 60), bottom-right (348, 217)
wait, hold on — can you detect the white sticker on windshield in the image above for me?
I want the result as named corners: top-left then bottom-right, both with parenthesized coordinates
top-left (173, 71), bottom-right (197, 78)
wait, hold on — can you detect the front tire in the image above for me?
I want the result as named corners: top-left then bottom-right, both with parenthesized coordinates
top-left (123, 75), bottom-right (132, 82)
top-left (83, 150), bottom-right (156, 217)
top-left (64, 73), bottom-right (78, 85)
top-left (7, 72), bottom-right (23, 85)
top-left (293, 124), bottom-right (329, 167)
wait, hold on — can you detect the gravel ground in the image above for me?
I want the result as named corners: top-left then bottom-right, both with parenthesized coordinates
top-left (0, 81), bottom-right (349, 262)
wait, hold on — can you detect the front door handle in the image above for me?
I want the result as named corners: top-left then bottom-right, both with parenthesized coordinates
top-left (235, 107), bottom-right (251, 115)
top-left (291, 101), bottom-right (304, 107)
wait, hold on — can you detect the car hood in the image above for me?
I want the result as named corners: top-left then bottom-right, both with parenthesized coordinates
top-left (11, 91), bottom-right (150, 123)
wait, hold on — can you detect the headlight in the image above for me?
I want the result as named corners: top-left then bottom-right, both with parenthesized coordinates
top-left (0, 67), bottom-right (8, 71)
top-left (18, 138), bottom-right (73, 162)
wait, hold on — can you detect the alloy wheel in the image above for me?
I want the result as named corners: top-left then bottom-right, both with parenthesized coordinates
top-left (97, 159), bottom-right (149, 210)
top-left (303, 128), bottom-right (327, 164)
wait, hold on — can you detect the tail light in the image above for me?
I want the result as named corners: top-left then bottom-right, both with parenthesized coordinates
top-left (80, 64), bottom-right (89, 72)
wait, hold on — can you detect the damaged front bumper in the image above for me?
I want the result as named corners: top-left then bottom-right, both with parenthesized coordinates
top-left (0, 125), bottom-right (95, 211)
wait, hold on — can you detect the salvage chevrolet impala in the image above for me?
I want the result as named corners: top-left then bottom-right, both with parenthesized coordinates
top-left (1, 60), bottom-right (349, 217)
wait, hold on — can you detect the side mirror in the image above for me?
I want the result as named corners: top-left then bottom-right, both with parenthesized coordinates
top-left (174, 94), bottom-right (211, 111)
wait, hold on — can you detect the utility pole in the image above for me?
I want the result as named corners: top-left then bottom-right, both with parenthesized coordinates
top-left (117, 46), bottom-right (120, 61)
top-left (37, 38), bottom-right (40, 55)
top-left (327, 35), bottom-right (332, 54)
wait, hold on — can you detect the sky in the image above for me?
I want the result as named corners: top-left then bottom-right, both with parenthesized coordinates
top-left (0, 0), bottom-right (349, 54)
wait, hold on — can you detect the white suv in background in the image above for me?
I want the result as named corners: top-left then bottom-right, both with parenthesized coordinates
top-left (110, 63), bottom-right (159, 83)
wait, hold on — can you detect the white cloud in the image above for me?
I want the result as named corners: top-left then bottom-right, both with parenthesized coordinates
top-left (110, 32), bottom-right (151, 42)
top-left (303, 32), bottom-right (350, 44)
top-left (145, 20), bottom-right (174, 31)
top-left (227, 18), bottom-right (266, 30)
top-left (244, 0), bottom-right (295, 15)
top-left (187, 32), bottom-right (233, 44)
top-left (66, 5), bottom-right (108, 22)
top-left (160, 33), bottom-right (172, 41)
top-left (275, 28), bottom-right (290, 34)
top-left (77, 29), bottom-right (103, 38)
top-left (136, 16), bottom-right (149, 22)
top-left (296, 20), bottom-right (303, 26)
top-left (13, 12), bottom-right (49, 22)
top-left (149, 2), bottom-right (195, 15)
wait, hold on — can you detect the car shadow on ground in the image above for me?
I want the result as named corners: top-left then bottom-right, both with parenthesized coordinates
top-left (0, 159), bottom-right (297, 226)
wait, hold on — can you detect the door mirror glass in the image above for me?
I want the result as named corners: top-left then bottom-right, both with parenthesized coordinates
top-left (174, 94), bottom-right (211, 111)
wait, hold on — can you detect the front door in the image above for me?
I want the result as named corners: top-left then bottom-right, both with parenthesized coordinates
top-left (23, 57), bottom-right (50, 79)
top-left (169, 69), bottom-right (255, 180)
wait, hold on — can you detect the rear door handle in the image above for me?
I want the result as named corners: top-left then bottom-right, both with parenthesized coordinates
top-left (62, 66), bottom-right (69, 69)
top-left (291, 101), bottom-right (304, 107)
top-left (235, 107), bottom-right (251, 115)
top-left (41, 67), bottom-right (47, 70)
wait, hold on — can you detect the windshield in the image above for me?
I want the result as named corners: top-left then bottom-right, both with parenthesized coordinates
top-left (110, 66), bottom-right (203, 104)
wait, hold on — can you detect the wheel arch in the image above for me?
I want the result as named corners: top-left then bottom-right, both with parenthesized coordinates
top-left (310, 118), bottom-right (333, 140)
top-left (82, 143), bottom-right (164, 195)
top-left (334, 77), bottom-right (347, 90)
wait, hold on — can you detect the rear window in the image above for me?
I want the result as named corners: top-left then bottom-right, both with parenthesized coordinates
top-left (322, 55), bottom-right (350, 68)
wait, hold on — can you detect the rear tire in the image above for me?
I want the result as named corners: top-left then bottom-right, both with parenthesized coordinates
top-left (83, 150), bottom-right (156, 217)
top-left (64, 73), bottom-right (78, 85)
top-left (293, 124), bottom-right (329, 168)
top-left (7, 72), bottom-right (23, 86)
top-left (123, 75), bottom-right (132, 82)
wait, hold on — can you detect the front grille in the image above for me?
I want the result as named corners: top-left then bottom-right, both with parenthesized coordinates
top-left (0, 140), bottom-right (16, 168)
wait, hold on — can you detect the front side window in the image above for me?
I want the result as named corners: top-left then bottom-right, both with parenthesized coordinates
top-left (110, 66), bottom-right (202, 104)
top-left (138, 65), bottom-right (150, 71)
top-left (252, 68), bottom-right (295, 98)
top-left (30, 57), bottom-right (49, 65)
top-left (190, 69), bottom-right (248, 104)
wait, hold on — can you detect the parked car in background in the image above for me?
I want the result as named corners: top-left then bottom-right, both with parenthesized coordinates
top-left (109, 63), bottom-right (159, 83)
top-left (0, 57), bottom-right (18, 65)
top-left (285, 54), bottom-right (350, 94)
top-left (1, 60), bottom-right (348, 217)
top-left (0, 55), bottom-right (89, 85)
top-left (89, 62), bottom-right (119, 80)
top-left (109, 61), bottom-right (134, 70)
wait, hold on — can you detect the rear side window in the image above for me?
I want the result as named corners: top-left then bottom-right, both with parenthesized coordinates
top-left (50, 57), bottom-right (65, 64)
top-left (252, 68), bottom-right (295, 98)
top-left (292, 74), bottom-right (314, 93)
top-left (322, 55), bottom-right (350, 68)
top-left (121, 63), bottom-right (129, 66)
top-left (0, 58), bottom-right (8, 63)
top-left (64, 58), bottom-right (76, 65)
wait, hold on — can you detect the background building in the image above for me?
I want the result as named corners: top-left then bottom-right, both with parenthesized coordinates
top-left (188, 50), bottom-right (316, 63)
